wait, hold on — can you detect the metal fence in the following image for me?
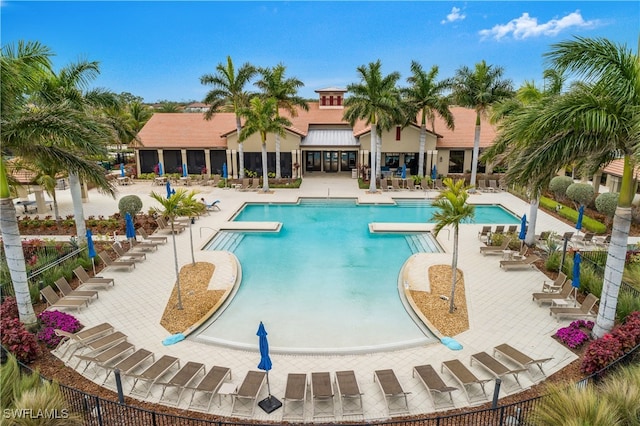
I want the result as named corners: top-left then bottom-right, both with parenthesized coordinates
top-left (580, 249), bottom-right (640, 299)
top-left (12, 343), bottom-right (639, 426)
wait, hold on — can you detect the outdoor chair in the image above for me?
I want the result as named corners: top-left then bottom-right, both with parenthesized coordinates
top-left (155, 216), bottom-right (185, 234)
top-left (112, 242), bottom-right (146, 261)
top-left (470, 352), bottom-right (527, 391)
top-left (137, 228), bottom-right (167, 244)
top-left (506, 225), bottom-right (518, 234)
top-left (433, 179), bottom-right (443, 190)
top-left (493, 225), bottom-right (505, 234)
top-left (282, 373), bottom-right (307, 420)
top-left (236, 178), bottom-right (250, 191)
top-left (477, 226), bottom-right (491, 242)
top-left (335, 370), bottom-right (363, 416)
top-left (55, 277), bottom-right (98, 302)
top-left (311, 372), bottom-right (335, 418)
top-left (74, 341), bottom-right (135, 378)
top-left (128, 355), bottom-right (180, 398)
top-left (374, 369), bottom-right (410, 416)
top-left (593, 234), bottom-right (611, 248)
top-left (571, 232), bottom-right (595, 248)
top-left (98, 251), bottom-right (135, 271)
top-left (413, 364), bottom-right (457, 409)
top-left (102, 348), bottom-right (155, 386)
top-left (186, 366), bottom-right (232, 412)
top-left (499, 254), bottom-right (540, 270)
top-left (73, 267), bottom-right (114, 289)
top-left (130, 238), bottom-right (159, 252)
top-left (489, 180), bottom-right (501, 191)
top-left (493, 344), bottom-right (553, 380)
top-left (158, 361), bottom-right (206, 406)
top-left (480, 238), bottom-right (511, 255)
top-left (53, 322), bottom-right (114, 360)
top-left (532, 279), bottom-right (573, 306)
top-left (541, 272), bottom-right (567, 293)
top-left (391, 179), bottom-right (402, 191)
top-left (406, 178), bottom-right (417, 191)
top-left (550, 293), bottom-right (599, 321)
top-left (441, 360), bottom-right (490, 403)
top-left (534, 231), bottom-right (551, 246)
top-left (251, 178), bottom-right (261, 190)
top-left (40, 286), bottom-right (89, 313)
top-left (67, 331), bottom-right (128, 365)
top-left (478, 180), bottom-right (491, 192)
top-left (204, 200), bottom-right (221, 212)
top-left (552, 231), bottom-right (574, 243)
top-left (421, 177), bottom-right (431, 190)
top-left (231, 370), bottom-right (266, 417)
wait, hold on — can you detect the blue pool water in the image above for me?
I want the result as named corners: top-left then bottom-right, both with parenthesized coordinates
top-left (196, 200), bottom-right (519, 353)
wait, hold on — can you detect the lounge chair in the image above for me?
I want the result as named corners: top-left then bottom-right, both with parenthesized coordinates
top-left (541, 272), bottom-right (567, 293)
top-left (477, 226), bottom-right (492, 242)
top-left (478, 180), bottom-right (491, 192)
top-left (493, 343), bottom-right (553, 379)
top-left (493, 225), bottom-right (505, 234)
top-left (374, 369), bottom-right (410, 415)
top-left (251, 178), bottom-right (261, 191)
top-left (571, 231), bottom-right (595, 248)
top-left (534, 231), bottom-right (551, 245)
top-left (97, 251), bottom-right (135, 271)
top-left (53, 322), bottom-right (114, 359)
top-left (391, 179), bottom-right (402, 191)
top-left (55, 277), bottom-right (98, 302)
top-left (130, 238), bottom-right (159, 252)
top-left (235, 178), bottom-right (249, 191)
top-left (552, 231), bottom-right (574, 243)
top-left (550, 293), bottom-right (599, 321)
top-left (204, 200), bottom-right (221, 212)
top-left (311, 372), bottom-right (334, 418)
top-left (413, 364), bottom-right (457, 409)
top-left (506, 225), bottom-right (518, 234)
top-left (480, 238), bottom-right (511, 255)
top-left (187, 366), bottom-right (232, 412)
top-left (128, 355), bottom-right (180, 398)
top-left (73, 267), bottom-right (114, 289)
top-left (231, 370), bottom-right (266, 417)
top-left (64, 331), bottom-right (128, 366)
top-left (112, 242), bottom-right (146, 261)
top-left (158, 361), bottom-right (206, 406)
top-left (40, 286), bottom-right (89, 313)
top-left (335, 370), bottom-right (363, 416)
top-left (421, 177), bottom-right (430, 190)
top-left (102, 348), bottom-right (155, 386)
top-left (433, 179), bottom-right (443, 190)
top-left (155, 216), bottom-right (185, 234)
top-left (532, 279), bottom-right (574, 306)
top-left (489, 180), bottom-right (501, 191)
top-left (137, 228), bottom-right (167, 244)
top-left (593, 234), bottom-right (611, 248)
top-left (470, 352), bottom-right (526, 391)
top-left (499, 254), bottom-right (540, 270)
top-left (282, 373), bottom-right (307, 420)
top-left (407, 179), bottom-right (418, 191)
top-left (74, 341), bottom-right (135, 378)
top-left (441, 360), bottom-right (490, 403)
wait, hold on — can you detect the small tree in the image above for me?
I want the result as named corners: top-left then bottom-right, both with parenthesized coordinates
top-left (566, 182), bottom-right (595, 208)
top-left (549, 176), bottom-right (574, 202)
top-left (118, 194), bottom-right (143, 217)
top-left (595, 192), bottom-right (619, 223)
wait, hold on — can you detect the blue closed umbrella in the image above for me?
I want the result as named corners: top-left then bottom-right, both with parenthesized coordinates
top-left (519, 214), bottom-right (527, 240)
top-left (571, 252), bottom-right (581, 306)
top-left (222, 163), bottom-right (228, 179)
top-left (256, 322), bottom-right (281, 412)
top-left (401, 164), bottom-right (406, 179)
top-left (166, 181), bottom-right (172, 199)
top-left (86, 229), bottom-right (96, 275)
top-left (158, 162), bottom-right (163, 176)
top-left (576, 205), bottom-right (584, 232)
top-left (125, 212), bottom-right (136, 242)
top-left (431, 165), bottom-right (437, 180)
top-left (120, 163), bottom-right (125, 177)
top-left (182, 163), bottom-right (188, 177)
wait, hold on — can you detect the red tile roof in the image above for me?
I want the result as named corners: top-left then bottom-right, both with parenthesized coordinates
top-left (433, 107), bottom-right (497, 149)
top-left (135, 113), bottom-right (233, 149)
top-left (602, 159), bottom-right (640, 179)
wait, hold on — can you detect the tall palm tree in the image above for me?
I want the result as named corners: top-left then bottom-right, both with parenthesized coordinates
top-left (504, 37), bottom-right (639, 337)
top-left (451, 60), bottom-right (513, 189)
top-left (238, 97), bottom-right (291, 192)
top-left (402, 61), bottom-right (454, 177)
top-left (201, 56), bottom-right (257, 179)
top-left (1, 41), bottom-right (115, 325)
top-left (343, 60), bottom-right (401, 192)
top-left (149, 189), bottom-right (203, 310)
top-left (431, 178), bottom-right (475, 313)
top-left (255, 63), bottom-right (308, 179)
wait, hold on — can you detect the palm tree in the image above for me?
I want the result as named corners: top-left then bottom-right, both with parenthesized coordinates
top-left (1, 41), bottom-right (115, 326)
top-left (343, 60), bottom-right (401, 192)
top-left (504, 37), bottom-right (639, 338)
top-left (431, 178), bottom-right (475, 313)
top-left (238, 97), bottom-right (292, 192)
top-left (255, 63), bottom-right (308, 179)
top-left (451, 60), bottom-right (513, 190)
top-left (201, 56), bottom-right (257, 179)
top-left (402, 61), bottom-right (454, 177)
top-left (149, 189), bottom-right (203, 310)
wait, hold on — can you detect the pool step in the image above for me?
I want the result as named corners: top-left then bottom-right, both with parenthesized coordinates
top-left (298, 198), bottom-right (356, 207)
top-left (405, 234), bottom-right (442, 254)
top-left (206, 231), bottom-right (244, 252)
top-left (394, 199), bottom-right (433, 207)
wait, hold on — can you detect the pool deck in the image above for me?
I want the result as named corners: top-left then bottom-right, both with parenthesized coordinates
top-left (31, 175), bottom-right (595, 422)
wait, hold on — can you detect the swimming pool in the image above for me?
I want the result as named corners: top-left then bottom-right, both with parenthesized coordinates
top-left (196, 199), bottom-right (519, 353)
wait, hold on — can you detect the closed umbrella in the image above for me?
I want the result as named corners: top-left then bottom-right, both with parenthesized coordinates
top-left (256, 322), bottom-right (282, 413)
top-left (158, 162), bottom-right (163, 176)
top-left (431, 165), bottom-right (437, 180)
top-left (120, 163), bottom-right (125, 177)
top-left (125, 213), bottom-right (136, 244)
top-left (86, 229), bottom-right (96, 275)
top-left (401, 164), bottom-right (406, 179)
top-left (518, 214), bottom-right (527, 240)
top-left (222, 163), bottom-right (228, 187)
top-left (576, 205), bottom-right (584, 233)
top-left (571, 252), bottom-right (581, 306)
top-left (166, 181), bottom-right (173, 199)
top-left (182, 163), bottom-right (188, 178)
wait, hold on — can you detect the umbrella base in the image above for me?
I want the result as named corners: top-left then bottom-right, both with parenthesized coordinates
top-left (258, 395), bottom-right (282, 413)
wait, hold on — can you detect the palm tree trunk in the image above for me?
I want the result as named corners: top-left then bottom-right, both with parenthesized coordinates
top-left (376, 134), bottom-right (382, 182)
top-left (525, 195), bottom-right (540, 246)
top-left (418, 125), bottom-right (426, 178)
top-left (189, 220), bottom-right (195, 266)
top-left (236, 116), bottom-right (245, 179)
top-left (52, 191), bottom-right (60, 222)
top-left (469, 114), bottom-right (481, 191)
top-left (275, 134), bottom-right (281, 179)
top-left (369, 125), bottom-right (377, 193)
top-left (68, 172), bottom-right (86, 243)
top-left (449, 226), bottom-right (459, 313)
top-left (170, 220), bottom-right (183, 310)
top-left (261, 142), bottom-right (269, 192)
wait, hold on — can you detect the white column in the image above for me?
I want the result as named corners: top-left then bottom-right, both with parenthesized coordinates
top-left (204, 149), bottom-right (211, 177)
top-left (34, 188), bottom-right (46, 214)
top-left (135, 149), bottom-right (141, 176)
top-left (291, 149), bottom-right (297, 178)
top-left (231, 150), bottom-right (238, 179)
top-left (180, 149), bottom-right (187, 174)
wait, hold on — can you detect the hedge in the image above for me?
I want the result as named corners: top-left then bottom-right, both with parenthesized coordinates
top-left (540, 196), bottom-right (607, 234)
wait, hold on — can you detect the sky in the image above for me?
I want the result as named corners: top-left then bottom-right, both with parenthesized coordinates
top-left (2, 1), bottom-right (638, 104)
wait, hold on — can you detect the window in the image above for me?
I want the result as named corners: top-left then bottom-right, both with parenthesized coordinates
top-left (448, 150), bottom-right (464, 173)
top-left (385, 154), bottom-right (400, 168)
top-left (329, 96), bottom-right (334, 106)
top-left (321, 96), bottom-right (326, 106)
top-left (337, 96), bottom-right (342, 106)
top-left (395, 126), bottom-right (401, 141)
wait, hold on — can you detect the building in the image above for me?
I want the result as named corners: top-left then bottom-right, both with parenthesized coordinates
top-left (133, 88), bottom-right (498, 179)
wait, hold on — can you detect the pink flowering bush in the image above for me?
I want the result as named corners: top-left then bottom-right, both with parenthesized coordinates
top-left (36, 310), bottom-right (82, 348)
top-left (554, 320), bottom-right (594, 349)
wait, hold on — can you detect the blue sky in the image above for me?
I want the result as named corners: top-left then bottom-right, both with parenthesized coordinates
top-left (2, 1), bottom-right (638, 103)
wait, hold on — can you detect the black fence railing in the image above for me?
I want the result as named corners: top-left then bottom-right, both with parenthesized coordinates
top-left (11, 343), bottom-right (639, 426)
top-left (579, 250), bottom-right (640, 299)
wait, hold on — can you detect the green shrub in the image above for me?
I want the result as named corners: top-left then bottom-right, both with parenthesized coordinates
top-left (549, 176), bottom-right (573, 201)
top-left (546, 251), bottom-right (561, 272)
top-left (616, 293), bottom-right (640, 323)
top-left (118, 194), bottom-right (143, 217)
top-left (595, 192), bottom-right (619, 219)
top-left (579, 265), bottom-right (603, 298)
top-left (540, 196), bottom-right (607, 234)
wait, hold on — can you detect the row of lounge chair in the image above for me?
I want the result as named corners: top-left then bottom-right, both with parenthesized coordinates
top-left (40, 266), bottom-right (117, 313)
top-left (235, 178), bottom-right (262, 191)
top-left (535, 230), bottom-right (611, 249)
top-left (477, 179), bottom-right (503, 192)
top-left (531, 276), bottom-right (600, 321)
top-left (477, 225), bottom-right (524, 242)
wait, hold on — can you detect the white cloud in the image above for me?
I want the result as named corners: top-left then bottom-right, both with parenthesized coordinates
top-left (479, 10), bottom-right (600, 41)
top-left (441, 7), bottom-right (466, 24)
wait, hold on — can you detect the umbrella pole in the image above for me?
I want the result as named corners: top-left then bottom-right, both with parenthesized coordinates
top-left (266, 371), bottom-right (271, 396)
top-left (91, 258), bottom-right (96, 276)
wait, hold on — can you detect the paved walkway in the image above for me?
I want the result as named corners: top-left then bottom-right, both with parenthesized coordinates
top-left (34, 175), bottom-right (585, 422)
